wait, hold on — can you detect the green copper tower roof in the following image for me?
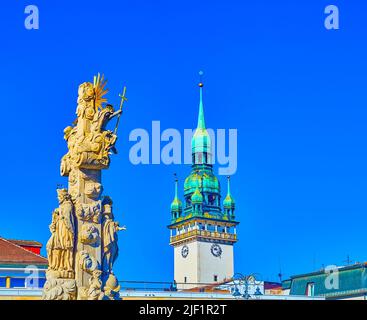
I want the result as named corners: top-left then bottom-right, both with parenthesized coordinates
top-left (169, 73), bottom-right (238, 226)
top-left (185, 79), bottom-right (218, 200)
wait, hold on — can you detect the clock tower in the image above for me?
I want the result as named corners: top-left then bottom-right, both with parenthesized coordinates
top-left (168, 77), bottom-right (239, 289)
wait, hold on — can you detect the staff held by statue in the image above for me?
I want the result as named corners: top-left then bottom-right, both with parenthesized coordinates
top-left (110, 86), bottom-right (127, 135)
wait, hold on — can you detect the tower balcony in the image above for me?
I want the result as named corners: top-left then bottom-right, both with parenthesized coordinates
top-left (169, 229), bottom-right (238, 246)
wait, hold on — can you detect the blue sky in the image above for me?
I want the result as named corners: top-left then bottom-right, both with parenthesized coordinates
top-left (1, 0), bottom-right (367, 282)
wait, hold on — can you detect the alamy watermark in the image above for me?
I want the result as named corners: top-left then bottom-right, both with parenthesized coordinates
top-left (22, 5), bottom-right (340, 31)
top-left (324, 5), bottom-right (339, 30)
top-left (324, 265), bottom-right (339, 290)
top-left (23, 4), bottom-right (340, 31)
top-left (129, 121), bottom-right (238, 175)
top-left (25, 265), bottom-right (40, 288)
top-left (24, 5), bottom-right (39, 30)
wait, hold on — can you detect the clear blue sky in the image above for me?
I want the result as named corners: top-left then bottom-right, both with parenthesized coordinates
top-left (1, 0), bottom-right (367, 282)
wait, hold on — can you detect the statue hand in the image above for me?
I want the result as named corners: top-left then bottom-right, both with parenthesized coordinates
top-left (117, 225), bottom-right (126, 231)
top-left (108, 109), bottom-right (122, 120)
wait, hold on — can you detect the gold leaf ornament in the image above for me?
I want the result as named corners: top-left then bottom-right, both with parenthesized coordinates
top-left (93, 73), bottom-right (108, 109)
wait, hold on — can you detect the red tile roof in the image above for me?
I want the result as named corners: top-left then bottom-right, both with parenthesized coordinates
top-left (7, 239), bottom-right (42, 247)
top-left (0, 238), bottom-right (48, 266)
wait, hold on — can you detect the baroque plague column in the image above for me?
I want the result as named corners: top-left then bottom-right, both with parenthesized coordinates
top-left (43, 74), bottom-right (127, 300)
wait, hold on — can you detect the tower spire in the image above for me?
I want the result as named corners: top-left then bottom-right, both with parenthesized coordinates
top-left (174, 173), bottom-right (178, 200)
top-left (197, 71), bottom-right (206, 130)
top-left (171, 173), bottom-right (182, 216)
top-left (223, 175), bottom-right (235, 218)
top-left (227, 175), bottom-right (231, 196)
top-left (191, 71), bottom-right (211, 165)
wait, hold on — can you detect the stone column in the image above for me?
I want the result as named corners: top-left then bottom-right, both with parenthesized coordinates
top-left (69, 168), bottom-right (102, 298)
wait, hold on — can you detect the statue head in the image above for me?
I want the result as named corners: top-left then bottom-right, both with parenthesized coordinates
top-left (57, 188), bottom-right (71, 204)
top-left (102, 196), bottom-right (114, 219)
top-left (105, 104), bottom-right (114, 112)
top-left (77, 74), bottom-right (108, 109)
top-left (78, 82), bottom-right (94, 104)
top-left (102, 196), bottom-right (113, 206)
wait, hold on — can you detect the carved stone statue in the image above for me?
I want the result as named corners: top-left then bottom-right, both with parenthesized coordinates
top-left (46, 209), bottom-right (61, 271)
top-left (102, 197), bottom-right (126, 274)
top-left (43, 74), bottom-right (127, 300)
top-left (60, 76), bottom-right (121, 177)
top-left (56, 189), bottom-right (75, 276)
top-left (87, 270), bottom-right (104, 300)
top-left (46, 189), bottom-right (75, 278)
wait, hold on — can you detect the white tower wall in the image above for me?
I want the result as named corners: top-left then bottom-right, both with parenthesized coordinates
top-left (174, 240), bottom-right (234, 289)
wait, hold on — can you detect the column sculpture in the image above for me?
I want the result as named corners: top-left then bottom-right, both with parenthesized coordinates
top-left (43, 74), bottom-right (127, 300)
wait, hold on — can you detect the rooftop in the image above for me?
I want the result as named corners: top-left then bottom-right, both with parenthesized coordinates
top-left (7, 239), bottom-right (42, 248)
top-left (0, 237), bottom-right (47, 266)
top-left (283, 262), bottom-right (367, 298)
top-left (289, 262), bottom-right (367, 279)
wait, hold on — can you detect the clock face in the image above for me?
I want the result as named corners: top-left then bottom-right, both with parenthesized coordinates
top-left (181, 245), bottom-right (189, 258)
top-left (211, 244), bottom-right (222, 257)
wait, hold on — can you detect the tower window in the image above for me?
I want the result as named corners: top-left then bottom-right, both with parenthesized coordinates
top-left (208, 195), bottom-right (216, 205)
top-left (184, 277), bottom-right (187, 283)
top-left (214, 275), bottom-right (218, 282)
top-left (186, 197), bottom-right (191, 207)
top-left (196, 153), bottom-right (203, 164)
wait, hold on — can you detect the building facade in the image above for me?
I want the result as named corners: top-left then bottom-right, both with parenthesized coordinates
top-left (168, 80), bottom-right (239, 289)
top-left (0, 237), bottom-right (47, 290)
top-left (283, 263), bottom-right (367, 300)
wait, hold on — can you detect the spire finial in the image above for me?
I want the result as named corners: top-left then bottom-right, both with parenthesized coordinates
top-left (227, 175), bottom-right (231, 196)
top-left (197, 71), bottom-right (206, 129)
top-left (174, 173), bottom-right (178, 199)
top-left (198, 70), bottom-right (204, 87)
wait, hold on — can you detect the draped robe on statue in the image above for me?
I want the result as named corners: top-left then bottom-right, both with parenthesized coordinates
top-left (102, 217), bottom-right (119, 273)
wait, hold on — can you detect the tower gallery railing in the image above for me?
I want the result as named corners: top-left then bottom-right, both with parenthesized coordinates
top-left (170, 229), bottom-right (237, 243)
